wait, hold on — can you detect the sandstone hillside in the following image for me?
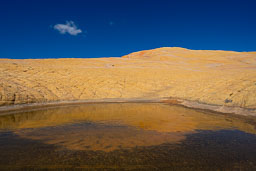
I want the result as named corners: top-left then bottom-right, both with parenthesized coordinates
top-left (0, 47), bottom-right (256, 110)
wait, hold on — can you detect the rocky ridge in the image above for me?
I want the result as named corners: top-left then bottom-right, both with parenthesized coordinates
top-left (0, 47), bottom-right (256, 114)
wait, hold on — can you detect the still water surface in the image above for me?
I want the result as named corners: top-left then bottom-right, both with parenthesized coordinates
top-left (0, 103), bottom-right (256, 170)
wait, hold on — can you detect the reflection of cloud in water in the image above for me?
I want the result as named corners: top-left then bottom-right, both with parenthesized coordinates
top-left (0, 103), bottom-right (256, 151)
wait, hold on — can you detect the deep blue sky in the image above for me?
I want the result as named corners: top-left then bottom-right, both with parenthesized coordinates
top-left (0, 0), bottom-right (255, 59)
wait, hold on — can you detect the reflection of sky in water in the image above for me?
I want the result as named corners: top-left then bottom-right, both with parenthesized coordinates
top-left (0, 103), bottom-right (256, 152)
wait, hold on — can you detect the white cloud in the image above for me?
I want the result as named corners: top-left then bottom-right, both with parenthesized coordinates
top-left (54, 21), bottom-right (82, 36)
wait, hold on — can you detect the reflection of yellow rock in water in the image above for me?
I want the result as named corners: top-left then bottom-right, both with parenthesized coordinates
top-left (17, 123), bottom-right (186, 152)
top-left (1, 103), bottom-right (255, 132)
top-left (1, 47), bottom-right (256, 110)
top-left (0, 103), bottom-right (256, 151)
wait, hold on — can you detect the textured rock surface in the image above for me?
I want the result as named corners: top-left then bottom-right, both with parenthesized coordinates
top-left (0, 47), bottom-right (256, 109)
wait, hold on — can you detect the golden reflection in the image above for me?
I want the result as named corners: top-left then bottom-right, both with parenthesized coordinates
top-left (17, 124), bottom-right (186, 151)
top-left (0, 103), bottom-right (255, 151)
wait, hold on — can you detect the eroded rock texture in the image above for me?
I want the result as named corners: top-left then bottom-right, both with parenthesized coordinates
top-left (0, 47), bottom-right (256, 108)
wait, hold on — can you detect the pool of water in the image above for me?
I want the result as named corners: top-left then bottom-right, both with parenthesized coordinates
top-left (0, 103), bottom-right (256, 170)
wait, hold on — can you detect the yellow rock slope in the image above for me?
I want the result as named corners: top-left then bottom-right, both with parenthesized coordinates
top-left (0, 47), bottom-right (256, 110)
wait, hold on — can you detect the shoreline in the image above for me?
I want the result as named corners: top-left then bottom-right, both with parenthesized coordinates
top-left (0, 98), bottom-right (163, 115)
top-left (0, 98), bottom-right (256, 117)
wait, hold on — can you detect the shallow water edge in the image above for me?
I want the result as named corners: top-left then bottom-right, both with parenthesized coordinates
top-left (0, 97), bottom-right (256, 117)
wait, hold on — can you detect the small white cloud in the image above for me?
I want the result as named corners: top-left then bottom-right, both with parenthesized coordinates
top-left (54, 21), bottom-right (82, 36)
